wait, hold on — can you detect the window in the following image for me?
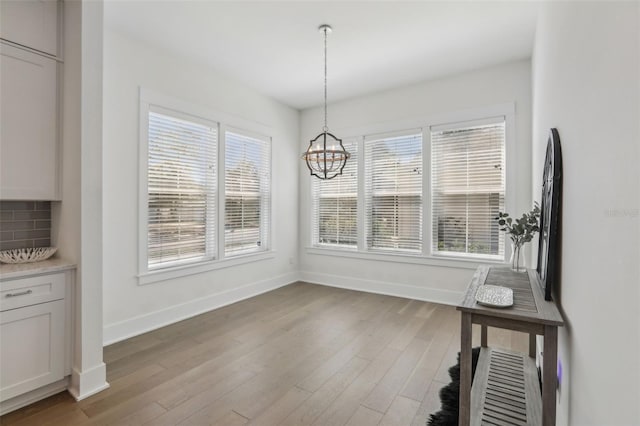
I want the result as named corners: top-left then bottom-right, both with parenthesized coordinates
top-left (311, 139), bottom-right (357, 247)
top-left (307, 106), bottom-right (513, 264)
top-left (365, 132), bottom-right (422, 253)
top-left (146, 107), bottom-right (217, 270)
top-left (225, 130), bottom-right (271, 256)
top-left (139, 90), bottom-right (274, 283)
top-left (431, 119), bottom-right (505, 258)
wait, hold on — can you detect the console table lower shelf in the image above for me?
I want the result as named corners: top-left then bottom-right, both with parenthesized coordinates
top-left (471, 347), bottom-right (541, 426)
top-left (457, 266), bottom-right (564, 426)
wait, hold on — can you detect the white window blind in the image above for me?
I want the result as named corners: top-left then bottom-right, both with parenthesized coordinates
top-left (147, 109), bottom-right (217, 269)
top-left (225, 131), bottom-right (271, 256)
top-left (311, 139), bottom-right (357, 247)
top-left (431, 120), bottom-right (505, 257)
top-left (365, 132), bottom-right (422, 252)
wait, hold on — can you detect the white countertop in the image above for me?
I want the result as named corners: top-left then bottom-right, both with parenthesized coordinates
top-left (0, 258), bottom-right (76, 280)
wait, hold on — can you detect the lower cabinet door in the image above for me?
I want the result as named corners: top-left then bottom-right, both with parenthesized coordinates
top-left (0, 300), bottom-right (65, 401)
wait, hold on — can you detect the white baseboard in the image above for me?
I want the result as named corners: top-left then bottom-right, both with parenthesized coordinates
top-left (300, 271), bottom-right (463, 306)
top-left (68, 362), bottom-right (109, 401)
top-left (102, 272), bottom-right (299, 345)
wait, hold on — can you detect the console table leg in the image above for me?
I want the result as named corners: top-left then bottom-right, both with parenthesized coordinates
top-left (481, 325), bottom-right (488, 347)
top-left (529, 333), bottom-right (536, 358)
top-left (459, 312), bottom-right (472, 426)
top-left (542, 325), bottom-right (558, 426)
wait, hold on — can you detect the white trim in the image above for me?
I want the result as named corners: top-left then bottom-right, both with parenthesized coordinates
top-left (138, 251), bottom-right (276, 285)
top-left (104, 272), bottom-right (298, 345)
top-left (68, 363), bottom-right (109, 401)
top-left (363, 127), bottom-right (423, 141)
top-left (139, 88), bottom-right (272, 136)
top-left (305, 246), bottom-right (506, 270)
top-left (320, 103), bottom-right (515, 141)
top-left (429, 115), bottom-right (506, 133)
top-left (300, 270), bottom-right (464, 306)
top-left (218, 123), bottom-right (227, 261)
top-left (422, 127), bottom-right (432, 256)
top-left (138, 93), bottom-right (150, 277)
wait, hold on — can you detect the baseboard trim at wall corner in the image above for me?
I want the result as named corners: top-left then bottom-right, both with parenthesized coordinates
top-left (68, 363), bottom-right (109, 401)
top-left (103, 271), bottom-right (300, 346)
top-left (299, 270), bottom-right (464, 306)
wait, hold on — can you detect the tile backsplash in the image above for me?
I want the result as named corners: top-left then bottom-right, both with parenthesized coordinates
top-left (0, 201), bottom-right (52, 250)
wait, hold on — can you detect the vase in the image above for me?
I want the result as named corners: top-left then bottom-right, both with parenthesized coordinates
top-left (510, 243), bottom-right (525, 272)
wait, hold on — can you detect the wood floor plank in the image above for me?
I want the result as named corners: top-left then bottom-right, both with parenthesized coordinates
top-left (211, 411), bottom-right (249, 426)
top-left (310, 347), bottom-right (401, 426)
top-left (361, 337), bottom-right (430, 413)
top-left (344, 406), bottom-right (384, 426)
top-left (410, 379), bottom-right (450, 426)
top-left (378, 395), bottom-right (421, 426)
top-left (247, 386), bottom-right (312, 426)
top-left (279, 356), bottom-right (369, 425)
top-left (1, 282), bottom-right (528, 426)
top-left (108, 402), bottom-right (166, 426)
top-left (399, 330), bottom-right (452, 401)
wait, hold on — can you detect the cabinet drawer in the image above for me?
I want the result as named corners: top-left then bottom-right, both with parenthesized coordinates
top-left (0, 299), bottom-right (65, 401)
top-left (0, 273), bottom-right (65, 312)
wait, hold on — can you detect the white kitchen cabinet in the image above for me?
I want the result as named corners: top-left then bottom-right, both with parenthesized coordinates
top-left (0, 43), bottom-right (59, 200)
top-left (0, 265), bottom-right (74, 415)
top-left (0, 299), bottom-right (65, 401)
top-left (0, 0), bottom-right (59, 57)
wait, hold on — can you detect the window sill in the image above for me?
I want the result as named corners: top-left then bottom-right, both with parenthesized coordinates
top-left (138, 250), bottom-right (276, 285)
top-left (305, 246), bottom-right (506, 270)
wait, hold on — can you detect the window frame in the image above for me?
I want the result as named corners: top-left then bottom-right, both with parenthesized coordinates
top-left (138, 89), bottom-right (274, 285)
top-left (306, 103), bottom-right (516, 266)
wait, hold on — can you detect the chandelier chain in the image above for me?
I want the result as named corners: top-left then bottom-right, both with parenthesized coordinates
top-left (323, 26), bottom-right (328, 132)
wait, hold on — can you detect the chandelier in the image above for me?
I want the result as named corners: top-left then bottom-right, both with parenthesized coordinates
top-left (302, 24), bottom-right (350, 180)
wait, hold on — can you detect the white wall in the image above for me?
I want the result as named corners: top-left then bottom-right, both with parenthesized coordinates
top-left (299, 60), bottom-right (532, 303)
top-left (102, 30), bottom-right (300, 344)
top-left (532, 3), bottom-right (639, 425)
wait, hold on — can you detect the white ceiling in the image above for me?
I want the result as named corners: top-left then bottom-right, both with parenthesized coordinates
top-left (104, 1), bottom-right (539, 110)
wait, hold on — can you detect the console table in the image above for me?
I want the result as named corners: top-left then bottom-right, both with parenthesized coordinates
top-left (457, 265), bottom-right (564, 426)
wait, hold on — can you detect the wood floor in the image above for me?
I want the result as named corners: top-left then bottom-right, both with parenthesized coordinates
top-left (1, 282), bottom-right (528, 426)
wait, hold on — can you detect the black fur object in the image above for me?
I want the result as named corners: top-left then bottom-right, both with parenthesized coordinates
top-left (427, 347), bottom-right (481, 426)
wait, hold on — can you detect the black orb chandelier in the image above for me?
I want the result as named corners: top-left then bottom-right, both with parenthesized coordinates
top-left (302, 24), bottom-right (350, 180)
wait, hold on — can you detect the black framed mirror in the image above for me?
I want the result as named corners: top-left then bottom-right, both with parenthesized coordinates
top-left (536, 128), bottom-right (563, 301)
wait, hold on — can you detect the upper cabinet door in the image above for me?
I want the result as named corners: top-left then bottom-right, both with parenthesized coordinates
top-left (0, 43), bottom-right (59, 200)
top-left (0, 0), bottom-right (58, 57)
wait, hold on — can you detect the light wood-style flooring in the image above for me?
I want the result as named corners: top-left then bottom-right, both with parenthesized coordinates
top-left (1, 282), bottom-right (527, 426)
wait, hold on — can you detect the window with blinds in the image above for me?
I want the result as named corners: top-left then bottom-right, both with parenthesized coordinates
top-left (365, 132), bottom-right (422, 252)
top-left (147, 109), bottom-right (217, 269)
top-left (311, 139), bottom-right (357, 247)
top-left (225, 131), bottom-right (271, 256)
top-left (431, 120), bottom-right (505, 258)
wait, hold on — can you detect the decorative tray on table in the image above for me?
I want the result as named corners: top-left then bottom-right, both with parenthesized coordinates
top-left (475, 285), bottom-right (514, 308)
